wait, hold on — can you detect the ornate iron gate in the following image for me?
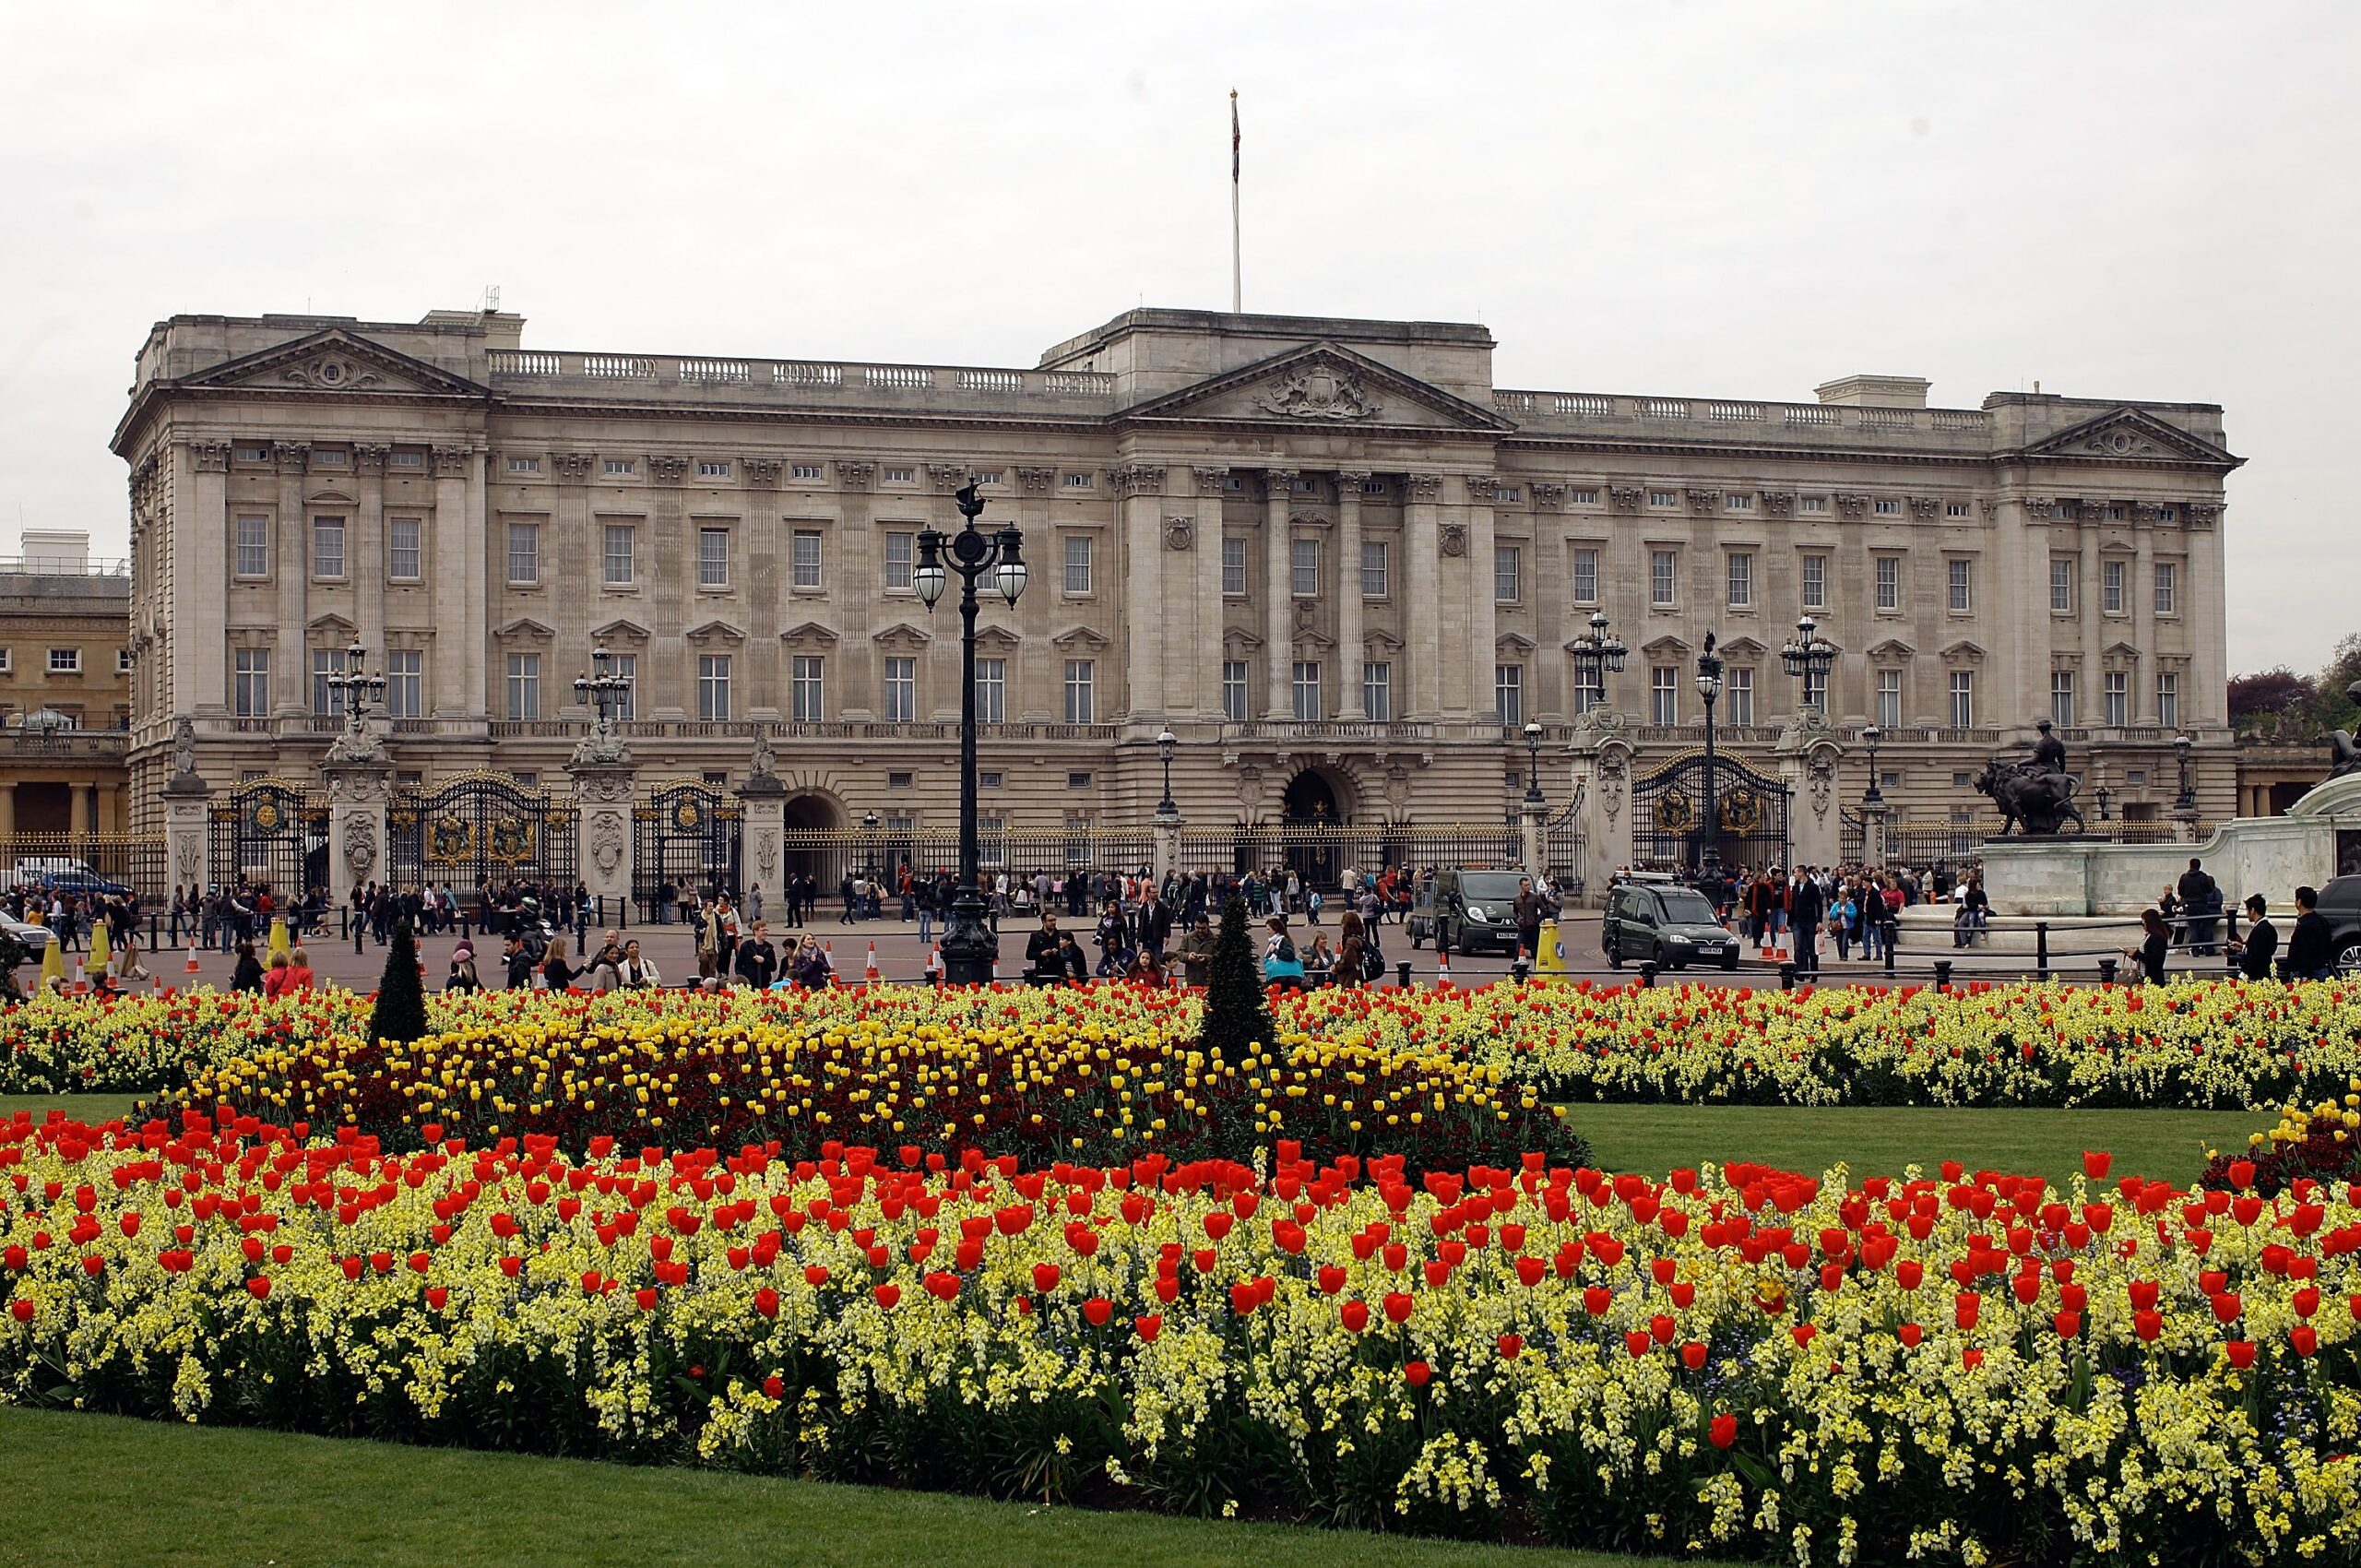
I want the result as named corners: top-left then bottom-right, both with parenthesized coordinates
top-left (386, 771), bottom-right (577, 892)
top-left (208, 779), bottom-right (324, 895)
top-left (1630, 752), bottom-right (1790, 873)
top-left (634, 781), bottom-right (741, 913)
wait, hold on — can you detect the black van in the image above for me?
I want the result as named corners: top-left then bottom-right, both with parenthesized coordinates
top-left (1603, 878), bottom-right (1740, 970)
top-left (1406, 868), bottom-right (1536, 956)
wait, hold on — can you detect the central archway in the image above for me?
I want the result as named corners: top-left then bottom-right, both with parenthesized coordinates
top-left (781, 792), bottom-right (847, 892)
top-left (1278, 767), bottom-right (1352, 890)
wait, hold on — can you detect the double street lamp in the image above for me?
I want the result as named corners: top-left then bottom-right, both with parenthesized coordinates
top-left (1567, 609), bottom-right (1628, 713)
top-left (573, 645), bottom-right (632, 736)
top-left (1779, 612), bottom-right (1837, 708)
top-left (325, 637), bottom-right (387, 732)
top-left (1861, 724), bottom-right (1884, 807)
top-left (913, 482), bottom-right (1028, 984)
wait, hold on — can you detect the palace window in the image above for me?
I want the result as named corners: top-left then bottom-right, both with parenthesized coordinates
top-left (883, 531), bottom-right (913, 591)
top-left (697, 655), bottom-right (731, 720)
top-left (2050, 670), bottom-right (2076, 728)
top-left (1062, 659), bottom-right (1095, 724)
top-left (1877, 669), bottom-right (1902, 730)
top-left (1798, 496), bottom-right (1828, 514)
top-left (233, 648), bottom-right (269, 716)
top-left (2158, 671), bottom-right (2179, 729)
top-left (1946, 501), bottom-right (1971, 518)
top-left (1874, 555), bottom-right (1900, 612)
top-left (1726, 493), bottom-right (1753, 512)
top-left (790, 463), bottom-right (825, 481)
top-left (1802, 665), bottom-right (1827, 712)
top-left (1947, 558), bottom-right (1972, 612)
top-left (698, 528), bottom-right (730, 589)
top-left (2104, 670), bottom-right (2129, 728)
top-left (46, 647), bottom-right (79, 673)
top-left (1573, 662), bottom-right (1602, 715)
top-left (608, 653), bottom-right (635, 721)
top-left (1293, 660), bottom-right (1323, 721)
top-left (234, 515), bottom-right (269, 577)
top-left (311, 516), bottom-right (346, 579)
top-left (1875, 498), bottom-right (1902, 516)
top-left (1222, 660), bottom-right (1249, 722)
top-left (791, 656), bottom-right (825, 720)
top-left (1726, 551), bottom-right (1752, 608)
top-left (1949, 670), bottom-right (1975, 728)
top-left (1650, 550), bottom-right (1677, 607)
top-left (1493, 664), bottom-right (1523, 726)
top-left (974, 658), bottom-right (1005, 723)
top-left (1801, 552), bottom-right (1826, 611)
top-left (506, 456), bottom-right (540, 475)
top-left (387, 517), bottom-right (421, 580)
top-left (1360, 539), bottom-right (1389, 598)
top-left (2154, 562), bottom-right (2177, 615)
top-left (1494, 543), bottom-right (1521, 603)
top-left (883, 467), bottom-right (914, 485)
top-left (506, 522), bottom-right (540, 586)
top-left (791, 529), bottom-right (824, 590)
top-left (505, 653), bottom-right (540, 720)
top-left (1726, 665), bottom-right (1754, 726)
top-left (2102, 560), bottom-right (2125, 614)
top-left (2050, 559), bottom-right (2075, 612)
top-left (1570, 488), bottom-right (1599, 505)
top-left (1572, 547), bottom-right (1598, 603)
top-left (386, 650), bottom-right (422, 719)
top-left (603, 524), bottom-right (635, 586)
top-left (603, 458), bottom-right (635, 477)
top-left (1063, 534), bottom-right (1094, 595)
top-left (1062, 471), bottom-right (1092, 489)
top-left (1292, 537), bottom-right (1321, 597)
top-left (311, 647), bottom-right (349, 717)
top-left (1648, 491), bottom-right (1678, 509)
top-left (1362, 661), bottom-right (1392, 721)
top-left (1649, 666), bottom-right (1679, 725)
top-left (1222, 537), bottom-right (1249, 596)
top-left (697, 460), bottom-right (731, 480)
top-left (882, 656), bottom-right (916, 722)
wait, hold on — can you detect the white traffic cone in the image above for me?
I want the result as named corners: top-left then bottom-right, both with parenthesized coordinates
top-left (864, 941), bottom-right (881, 986)
top-left (184, 941), bottom-right (202, 975)
top-left (1436, 946), bottom-right (1452, 988)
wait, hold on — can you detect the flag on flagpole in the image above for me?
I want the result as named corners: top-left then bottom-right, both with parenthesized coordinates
top-left (1231, 89), bottom-right (1240, 182)
top-left (1229, 89), bottom-right (1242, 313)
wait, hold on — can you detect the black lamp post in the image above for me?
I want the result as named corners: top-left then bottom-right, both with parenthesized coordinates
top-left (861, 809), bottom-right (880, 882)
top-left (1156, 728), bottom-right (1178, 816)
top-left (1693, 632), bottom-right (1724, 877)
top-left (572, 644), bottom-right (632, 735)
top-left (1568, 609), bottom-right (1628, 713)
top-left (325, 637), bottom-right (387, 733)
top-left (1861, 724), bottom-right (1883, 807)
top-left (1522, 719), bottom-right (1545, 804)
top-left (2095, 784), bottom-right (2112, 823)
top-left (2174, 733), bottom-right (2195, 812)
top-left (1779, 612), bottom-right (1837, 711)
top-left (913, 481), bottom-right (1028, 984)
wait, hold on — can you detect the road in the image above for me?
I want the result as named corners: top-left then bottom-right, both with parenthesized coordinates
top-left (74, 907), bottom-right (2225, 994)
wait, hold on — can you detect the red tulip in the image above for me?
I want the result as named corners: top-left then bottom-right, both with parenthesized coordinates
top-left (1963, 1348), bottom-right (1984, 1370)
top-left (1896, 1260), bottom-right (1923, 1290)
top-left (1954, 1293), bottom-right (1980, 1331)
top-left (425, 1286), bottom-right (449, 1311)
top-left (635, 1288), bottom-right (658, 1311)
top-left (246, 1277), bottom-right (271, 1301)
top-left (2226, 1340), bottom-right (2258, 1370)
top-left (1031, 1262), bottom-right (1061, 1295)
top-left (2211, 1291), bottom-right (2242, 1324)
top-left (2133, 1309), bottom-right (2163, 1341)
top-left (1316, 1265), bottom-right (1347, 1294)
top-left (2082, 1150), bottom-right (2112, 1180)
top-left (1383, 1290), bottom-right (1415, 1324)
top-left (762, 1374), bottom-right (785, 1398)
top-left (1497, 1333), bottom-right (1523, 1360)
top-left (1681, 1340), bottom-right (1708, 1370)
top-left (1340, 1300), bottom-right (1370, 1334)
top-left (2053, 1310), bottom-right (2081, 1339)
top-left (1709, 1413), bottom-right (1738, 1449)
top-left (2129, 1279), bottom-right (2160, 1311)
top-left (2227, 1159), bottom-right (2255, 1191)
top-left (1134, 1313), bottom-right (1162, 1342)
top-left (9, 1299), bottom-right (31, 1323)
top-left (804, 1265), bottom-right (830, 1289)
top-left (1898, 1323), bottom-right (1923, 1348)
top-left (1403, 1360), bottom-right (1430, 1386)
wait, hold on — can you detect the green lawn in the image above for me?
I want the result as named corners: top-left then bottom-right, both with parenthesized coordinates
top-left (0, 1406), bottom-right (1733, 1568)
top-left (1569, 1104), bottom-right (2265, 1187)
top-left (1, 1094), bottom-right (2266, 1188)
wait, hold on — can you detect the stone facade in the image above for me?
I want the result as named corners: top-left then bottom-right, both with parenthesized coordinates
top-left (113, 305), bottom-right (2240, 851)
top-left (0, 549), bottom-right (133, 833)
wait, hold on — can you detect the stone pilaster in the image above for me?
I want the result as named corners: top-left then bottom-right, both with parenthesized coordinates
top-left (1153, 809), bottom-right (1183, 881)
top-left (1566, 709), bottom-right (1636, 906)
top-left (739, 771), bottom-right (788, 914)
top-left (1335, 471), bottom-right (1368, 719)
top-left (322, 760), bottom-right (394, 895)
top-left (272, 442), bottom-right (310, 718)
top-left (162, 771), bottom-right (212, 896)
top-left (1520, 795), bottom-right (1546, 877)
top-left (1774, 711), bottom-right (1846, 869)
top-left (1263, 469), bottom-right (1296, 719)
top-left (1463, 475), bottom-right (1499, 724)
top-left (1402, 474), bottom-right (1442, 719)
top-left (568, 760), bottom-right (637, 909)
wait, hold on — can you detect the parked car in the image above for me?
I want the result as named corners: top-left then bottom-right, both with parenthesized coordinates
top-left (23, 871), bottom-right (132, 900)
top-left (2316, 875), bottom-right (2361, 974)
top-left (0, 911), bottom-right (55, 958)
top-left (1406, 868), bottom-right (1538, 956)
top-left (1603, 878), bottom-right (1740, 971)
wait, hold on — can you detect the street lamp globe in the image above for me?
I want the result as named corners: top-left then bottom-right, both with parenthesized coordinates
top-left (993, 529), bottom-right (1027, 605)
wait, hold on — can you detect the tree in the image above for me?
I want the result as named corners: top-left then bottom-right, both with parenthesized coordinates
top-left (1197, 896), bottom-right (1270, 1060)
top-left (2228, 667), bottom-right (2314, 736)
top-left (368, 920), bottom-right (429, 1046)
top-left (2304, 634), bottom-right (2361, 740)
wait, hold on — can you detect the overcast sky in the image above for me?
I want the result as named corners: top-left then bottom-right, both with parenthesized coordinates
top-left (4, 1), bottom-right (2352, 674)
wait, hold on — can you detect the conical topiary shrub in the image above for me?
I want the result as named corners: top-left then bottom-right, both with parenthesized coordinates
top-left (1198, 895), bottom-right (1270, 1060)
top-left (369, 920), bottom-right (430, 1046)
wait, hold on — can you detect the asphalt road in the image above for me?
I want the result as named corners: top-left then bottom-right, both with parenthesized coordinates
top-left (73, 907), bottom-right (2218, 994)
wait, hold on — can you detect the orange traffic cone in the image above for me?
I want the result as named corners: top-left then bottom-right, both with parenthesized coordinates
top-left (926, 944), bottom-right (943, 981)
top-left (1436, 947), bottom-right (1453, 988)
top-left (864, 941), bottom-right (881, 986)
top-left (184, 941), bottom-right (201, 975)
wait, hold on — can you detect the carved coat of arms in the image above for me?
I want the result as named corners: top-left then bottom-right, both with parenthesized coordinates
top-left (1256, 362), bottom-right (1380, 422)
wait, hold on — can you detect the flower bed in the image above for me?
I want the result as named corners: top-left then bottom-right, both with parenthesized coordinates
top-left (4, 1111), bottom-right (2358, 1563)
top-left (153, 985), bottom-right (1581, 1172)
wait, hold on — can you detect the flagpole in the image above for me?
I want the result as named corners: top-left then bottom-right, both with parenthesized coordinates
top-left (1229, 89), bottom-right (1242, 314)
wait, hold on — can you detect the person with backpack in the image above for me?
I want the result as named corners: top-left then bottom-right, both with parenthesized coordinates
top-left (1263, 916), bottom-right (1306, 992)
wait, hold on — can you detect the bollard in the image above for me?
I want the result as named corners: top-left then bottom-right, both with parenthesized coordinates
top-left (1883, 924), bottom-right (1897, 979)
top-left (2097, 956), bottom-right (2118, 985)
top-left (2224, 906), bottom-right (2242, 977)
top-left (1933, 958), bottom-right (1953, 990)
top-left (1394, 960), bottom-right (1412, 990)
top-left (1778, 961), bottom-right (1797, 992)
top-left (340, 909), bottom-right (350, 940)
top-left (1639, 961), bottom-right (1658, 989)
top-left (462, 918), bottom-right (472, 942)
top-left (2035, 921), bottom-right (2050, 982)
top-left (1510, 956), bottom-right (1531, 984)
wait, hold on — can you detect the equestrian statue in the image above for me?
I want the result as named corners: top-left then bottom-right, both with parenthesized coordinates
top-left (1975, 718), bottom-right (2087, 835)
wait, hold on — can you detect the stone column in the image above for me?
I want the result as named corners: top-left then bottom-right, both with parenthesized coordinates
top-left (1153, 809), bottom-right (1182, 881)
top-left (740, 771), bottom-right (787, 916)
top-left (1566, 713), bottom-right (1635, 906)
top-left (1263, 469), bottom-right (1296, 718)
top-left (1463, 475), bottom-right (1499, 722)
top-left (322, 759), bottom-right (394, 895)
top-left (1520, 794), bottom-right (1546, 875)
top-left (354, 445), bottom-right (388, 659)
top-left (1112, 465), bottom-right (1167, 721)
top-left (1403, 474), bottom-right (1442, 719)
top-left (567, 758), bottom-right (637, 913)
top-left (1859, 798), bottom-right (1891, 869)
top-left (162, 771), bottom-right (211, 897)
top-left (1335, 471), bottom-right (1368, 719)
top-left (69, 787), bottom-right (91, 835)
top-left (1189, 467), bottom-right (1228, 718)
top-left (181, 441), bottom-right (231, 714)
top-left (0, 783), bottom-right (14, 839)
top-left (1775, 714), bottom-right (1845, 869)
top-left (272, 443), bottom-right (311, 718)
top-left (432, 445), bottom-right (477, 718)
top-left (2133, 517), bottom-right (2158, 724)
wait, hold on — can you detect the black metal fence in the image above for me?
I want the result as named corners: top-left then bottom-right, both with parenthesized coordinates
top-left (386, 772), bottom-right (578, 893)
top-left (208, 782), bottom-right (323, 897)
top-left (0, 831), bottom-right (169, 904)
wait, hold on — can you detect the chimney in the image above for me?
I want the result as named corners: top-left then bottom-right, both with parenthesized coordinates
top-left (1814, 374), bottom-right (1931, 410)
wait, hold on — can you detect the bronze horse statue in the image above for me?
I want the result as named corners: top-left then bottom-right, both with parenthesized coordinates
top-left (1974, 760), bottom-right (2087, 836)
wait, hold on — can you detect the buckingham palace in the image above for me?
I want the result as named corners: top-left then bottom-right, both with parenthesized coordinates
top-left (111, 303), bottom-right (2238, 897)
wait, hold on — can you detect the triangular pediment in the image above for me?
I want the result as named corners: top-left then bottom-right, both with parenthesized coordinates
top-left (1365, 629), bottom-right (1405, 652)
top-left (304, 612), bottom-right (358, 638)
top-left (1050, 624), bottom-right (1112, 650)
top-left (779, 622), bottom-right (839, 647)
top-left (494, 616), bottom-right (556, 640)
top-left (1866, 637), bottom-right (1916, 660)
top-left (183, 328), bottom-right (492, 398)
top-left (1641, 635), bottom-right (1693, 658)
top-left (684, 618), bottom-right (746, 643)
top-left (1715, 635), bottom-right (1767, 659)
top-left (1940, 638), bottom-right (1987, 662)
top-left (1495, 632), bottom-right (1538, 655)
top-left (2103, 639), bottom-right (2142, 660)
top-left (973, 624), bottom-right (1022, 650)
top-left (592, 618), bottom-right (651, 643)
top-left (1120, 342), bottom-right (1513, 434)
top-left (2015, 407), bottom-right (2240, 469)
top-left (872, 621), bottom-right (931, 649)
top-left (1221, 626), bottom-right (1264, 652)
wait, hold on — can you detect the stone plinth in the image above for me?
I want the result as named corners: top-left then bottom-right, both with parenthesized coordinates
top-left (321, 760), bottom-right (394, 895)
top-left (568, 760), bottom-right (636, 908)
top-left (161, 773), bottom-right (211, 893)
